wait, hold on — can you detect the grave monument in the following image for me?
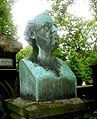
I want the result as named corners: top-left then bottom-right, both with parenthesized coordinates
top-left (19, 11), bottom-right (77, 101)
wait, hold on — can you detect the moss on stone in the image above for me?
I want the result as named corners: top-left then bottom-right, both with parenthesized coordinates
top-left (5, 98), bottom-right (95, 119)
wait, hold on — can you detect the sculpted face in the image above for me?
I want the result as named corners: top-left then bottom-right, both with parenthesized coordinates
top-left (25, 12), bottom-right (59, 52)
top-left (36, 22), bottom-right (59, 52)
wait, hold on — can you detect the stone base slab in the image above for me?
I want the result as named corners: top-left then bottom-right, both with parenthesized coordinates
top-left (5, 97), bottom-right (95, 119)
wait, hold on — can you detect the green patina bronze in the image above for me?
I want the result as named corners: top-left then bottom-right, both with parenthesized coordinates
top-left (19, 11), bottom-right (77, 101)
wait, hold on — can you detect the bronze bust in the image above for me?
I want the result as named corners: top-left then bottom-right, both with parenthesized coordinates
top-left (19, 11), bottom-right (77, 101)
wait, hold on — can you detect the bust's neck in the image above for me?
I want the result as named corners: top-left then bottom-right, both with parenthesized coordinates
top-left (36, 46), bottom-right (60, 77)
top-left (37, 46), bottom-right (54, 60)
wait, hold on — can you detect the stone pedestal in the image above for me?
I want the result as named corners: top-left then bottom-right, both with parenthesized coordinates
top-left (19, 58), bottom-right (77, 101)
top-left (5, 97), bottom-right (95, 119)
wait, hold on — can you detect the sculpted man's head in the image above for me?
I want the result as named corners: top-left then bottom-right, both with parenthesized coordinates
top-left (24, 11), bottom-right (60, 76)
top-left (25, 11), bottom-right (59, 51)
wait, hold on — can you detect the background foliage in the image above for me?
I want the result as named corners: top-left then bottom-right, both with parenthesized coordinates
top-left (0, 0), bottom-right (17, 39)
top-left (16, 46), bottom-right (32, 69)
top-left (51, 0), bottom-right (97, 84)
top-left (89, 0), bottom-right (97, 20)
top-left (16, 0), bottom-right (97, 85)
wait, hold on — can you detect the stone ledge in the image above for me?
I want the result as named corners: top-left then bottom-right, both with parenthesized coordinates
top-left (5, 97), bottom-right (95, 119)
top-left (0, 35), bottom-right (22, 53)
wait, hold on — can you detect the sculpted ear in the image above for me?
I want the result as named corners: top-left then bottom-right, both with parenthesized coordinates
top-left (30, 32), bottom-right (36, 39)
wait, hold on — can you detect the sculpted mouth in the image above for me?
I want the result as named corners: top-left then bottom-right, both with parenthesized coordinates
top-left (50, 41), bottom-right (58, 51)
top-left (55, 41), bottom-right (58, 45)
top-left (52, 39), bottom-right (59, 46)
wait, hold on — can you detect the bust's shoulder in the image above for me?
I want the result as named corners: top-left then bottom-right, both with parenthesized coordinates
top-left (20, 58), bottom-right (56, 78)
top-left (57, 58), bottom-right (68, 67)
top-left (57, 58), bottom-right (76, 78)
top-left (57, 58), bottom-right (70, 70)
top-left (20, 58), bottom-right (41, 69)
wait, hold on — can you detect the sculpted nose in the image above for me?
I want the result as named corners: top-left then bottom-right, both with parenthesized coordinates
top-left (52, 25), bottom-right (57, 33)
top-left (53, 32), bottom-right (58, 40)
top-left (51, 31), bottom-right (59, 46)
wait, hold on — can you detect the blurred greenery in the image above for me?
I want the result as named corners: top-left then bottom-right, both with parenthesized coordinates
top-left (51, 0), bottom-right (97, 84)
top-left (16, 0), bottom-right (97, 85)
top-left (0, 0), bottom-right (17, 39)
top-left (16, 46), bottom-right (32, 69)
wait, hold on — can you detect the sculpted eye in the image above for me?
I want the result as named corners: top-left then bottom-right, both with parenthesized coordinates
top-left (39, 28), bottom-right (45, 36)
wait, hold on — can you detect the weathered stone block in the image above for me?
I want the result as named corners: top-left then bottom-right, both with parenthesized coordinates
top-left (5, 97), bottom-right (95, 119)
